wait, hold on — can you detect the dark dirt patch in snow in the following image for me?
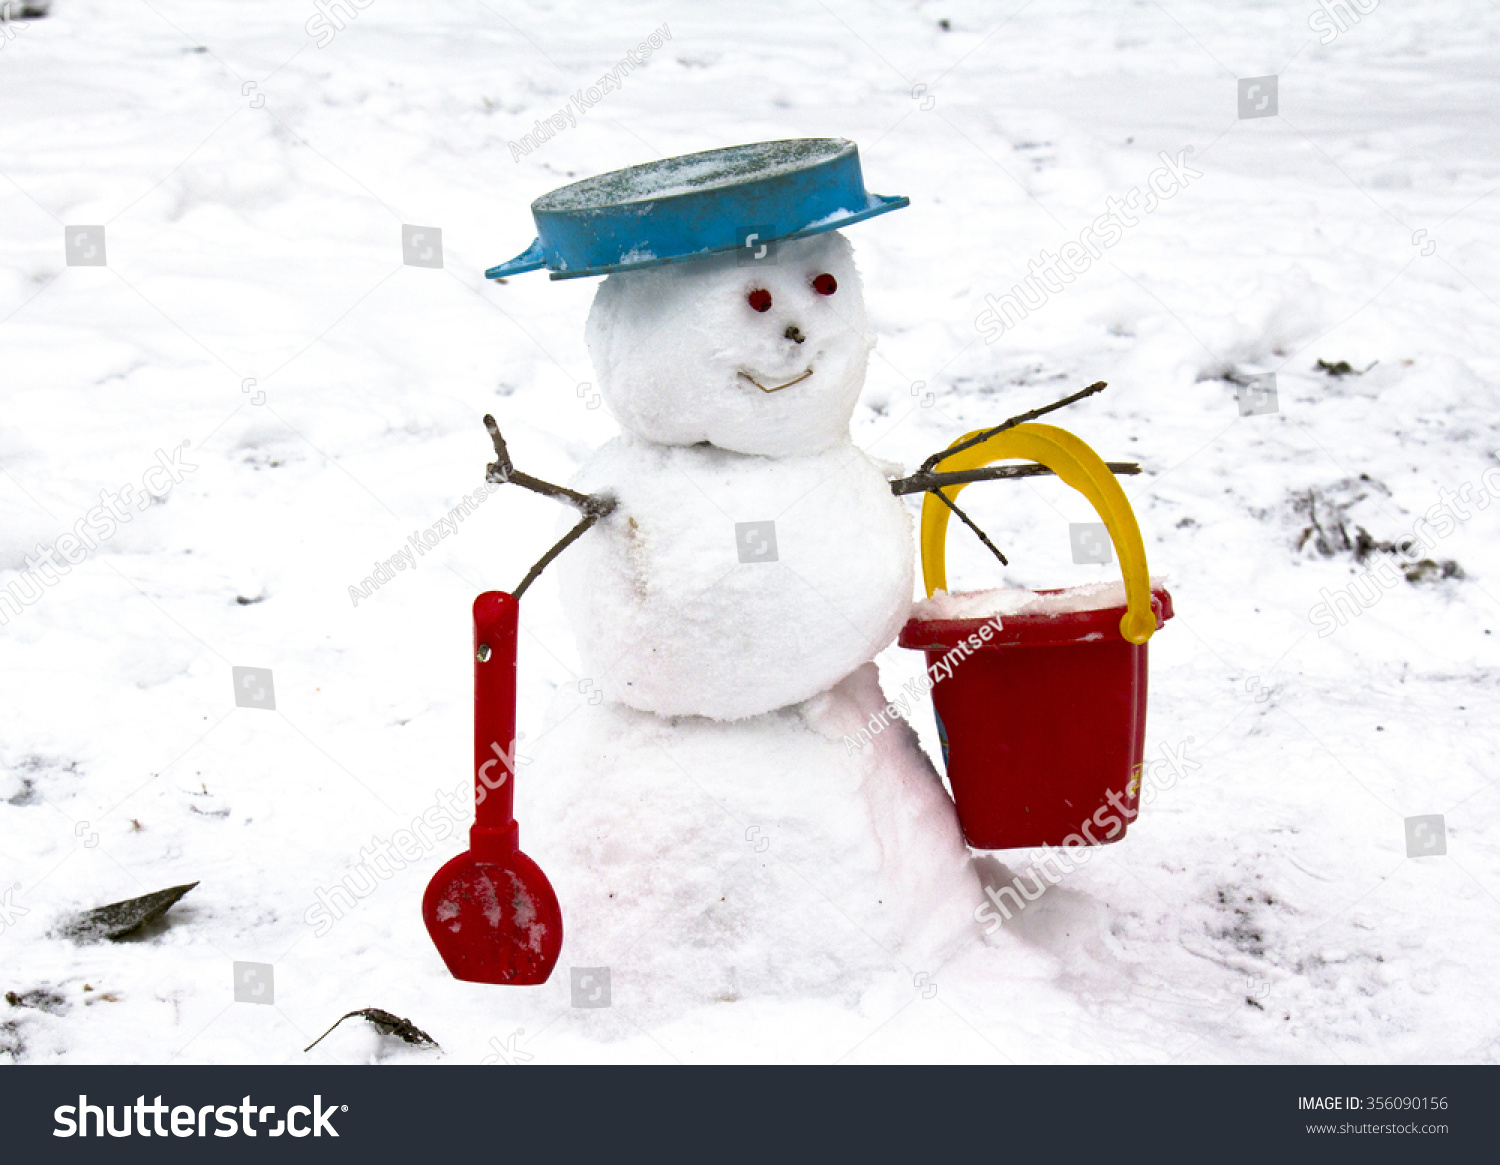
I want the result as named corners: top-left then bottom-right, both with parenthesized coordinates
top-left (4, 756), bottom-right (82, 805)
top-left (1213, 885), bottom-right (1285, 959)
top-left (6, 987), bottom-right (69, 1014)
top-left (1290, 479), bottom-right (1463, 582)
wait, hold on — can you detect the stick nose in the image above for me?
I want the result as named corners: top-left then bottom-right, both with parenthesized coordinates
top-left (785, 324), bottom-right (805, 344)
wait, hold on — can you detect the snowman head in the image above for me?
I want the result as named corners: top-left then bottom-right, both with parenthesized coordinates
top-left (585, 231), bottom-right (871, 457)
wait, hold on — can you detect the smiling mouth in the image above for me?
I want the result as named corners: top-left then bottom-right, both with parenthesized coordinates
top-left (738, 368), bottom-right (814, 394)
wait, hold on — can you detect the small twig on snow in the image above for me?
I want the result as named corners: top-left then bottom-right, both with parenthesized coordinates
top-left (304, 1008), bottom-right (438, 1053)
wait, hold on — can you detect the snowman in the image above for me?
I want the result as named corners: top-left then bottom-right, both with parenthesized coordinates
top-left (481, 141), bottom-right (1001, 1013)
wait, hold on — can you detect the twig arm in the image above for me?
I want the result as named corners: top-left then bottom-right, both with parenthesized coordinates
top-left (915, 380), bottom-right (1108, 474)
top-left (930, 489), bottom-right (1008, 567)
top-left (482, 414), bottom-right (618, 594)
top-left (484, 414), bottom-right (610, 516)
top-left (891, 460), bottom-right (1140, 496)
top-left (513, 512), bottom-right (601, 598)
top-left (890, 379), bottom-right (1132, 571)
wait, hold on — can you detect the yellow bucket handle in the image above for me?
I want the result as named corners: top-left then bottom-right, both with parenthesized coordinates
top-left (919, 422), bottom-right (1157, 645)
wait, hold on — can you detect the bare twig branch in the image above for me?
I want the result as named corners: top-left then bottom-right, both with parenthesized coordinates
top-left (304, 1008), bottom-right (438, 1053)
top-left (513, 512), bottom-right (601, 598)
top-left (481, 414), bottom-right (617, 594)
top-left (930, 488), bottom-right (1008, 567)
top-left (891, 460), bottom-right (1140, 496)
top-left (483, 414), bottom-right (609, 516)
top-left (483, 413), bottom-right (514, 480)
top-left (887, 381), bottom-right (1126, 570)
top-left (912, 379), bottom-right (1108, 476)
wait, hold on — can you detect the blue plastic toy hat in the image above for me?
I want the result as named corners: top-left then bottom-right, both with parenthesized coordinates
top-left (485, 138), bottom-right (908, 281)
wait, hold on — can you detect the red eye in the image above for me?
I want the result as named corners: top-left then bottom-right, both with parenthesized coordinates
top-left (747, 288), bottom-right (772, 312)
top-left (812, 273), bottom-right (837, 296)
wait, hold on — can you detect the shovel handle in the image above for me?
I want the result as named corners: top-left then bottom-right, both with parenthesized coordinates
top-left (472, 591), bottom-right (519, 858)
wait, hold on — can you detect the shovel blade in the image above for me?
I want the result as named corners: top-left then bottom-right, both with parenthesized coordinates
top-left (422, 851), bottom-right (563, 985)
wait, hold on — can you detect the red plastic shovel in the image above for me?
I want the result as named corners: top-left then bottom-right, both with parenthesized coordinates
top-left (422, 591), bottom-right (562, 985)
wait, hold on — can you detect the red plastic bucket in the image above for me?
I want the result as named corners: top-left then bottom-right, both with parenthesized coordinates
top-left (901, 420), bottom-right (1172, 850)
top-left (898, 586), bottom-right (1173, 849)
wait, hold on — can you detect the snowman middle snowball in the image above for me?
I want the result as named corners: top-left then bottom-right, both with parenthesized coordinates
top-left (557, 231), bottom-right (916, 721)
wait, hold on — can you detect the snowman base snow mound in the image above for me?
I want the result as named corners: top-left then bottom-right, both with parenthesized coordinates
top-left (524, 662), bottom-right (987, 1012)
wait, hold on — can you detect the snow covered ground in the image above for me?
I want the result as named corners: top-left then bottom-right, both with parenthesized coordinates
top-left (3, 0), bottom-right (1499, 1064)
